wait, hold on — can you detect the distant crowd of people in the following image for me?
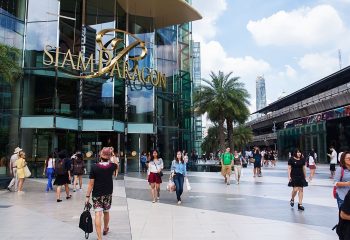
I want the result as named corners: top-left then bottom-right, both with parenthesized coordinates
top-left (6, 144), bottom-right (350, 240)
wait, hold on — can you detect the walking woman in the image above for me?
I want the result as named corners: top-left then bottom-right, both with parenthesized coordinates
top-left (72, 152), bottom-right (85, 192)
top-left (16, 151), bottom-right (27, 193)
top-left (43, 153), bottom-right (55, 192)
top-left (334, 151), bottom-right (350, 209)
top-left (147, 150), bottom-right (164, 203)
top-left (233, 150), bottom-right (243, 184)
top-left (288, 149), bottom-right (308, 211)
top-left (54, 150), bottom-right (72, 202)
top-left (171, 151), bottom-right (187, 204)
top-left (307, 152), bottom-right (316, 182)
top-left (253, 147), bottom-right (262, 177)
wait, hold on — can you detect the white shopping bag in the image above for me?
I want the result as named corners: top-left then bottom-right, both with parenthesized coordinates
top-left (185, 177), bottom-right (191, 191)
top-left (167, 178), bottom-right (176, 192)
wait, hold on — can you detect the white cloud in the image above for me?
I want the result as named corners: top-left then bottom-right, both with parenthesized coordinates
top-left (200, 40), bottom-right (271, 81)
top-left (298, 52), bottom-right (340, 77)
top-left (247, 5), bottom-right (347, 47)
top-left (192, 0), bottom-right (227, 42)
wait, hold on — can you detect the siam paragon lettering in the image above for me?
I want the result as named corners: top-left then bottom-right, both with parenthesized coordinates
top-left (43, 28), bottom-right (166, 89)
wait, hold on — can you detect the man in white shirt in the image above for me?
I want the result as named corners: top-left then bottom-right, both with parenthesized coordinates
top-left (328, 146), bottom-right (337, 179)
top-left (7, 147), bottom-right (22, 192)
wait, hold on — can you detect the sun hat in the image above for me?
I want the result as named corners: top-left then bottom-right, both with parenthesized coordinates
top-left (100, 147), bottom-right (112, 160)
top-left (14, 147), bottom-right (23, 154)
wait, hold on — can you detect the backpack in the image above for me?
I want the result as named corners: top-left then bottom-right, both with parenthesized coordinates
top-left (333, 167), bottom-right (345, 199)
top-left (79, 203), bottom-right (93, 239)
top-left (74, 159), bottom-right (84, 175)
top-left (55, 158), bottom-right (67, 176)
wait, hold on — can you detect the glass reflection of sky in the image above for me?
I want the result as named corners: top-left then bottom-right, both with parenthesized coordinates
top-left (128, 86), bottom-right (153, 114)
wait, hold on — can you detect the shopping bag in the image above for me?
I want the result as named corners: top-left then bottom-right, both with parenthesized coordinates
top-left (166, 178), bottom-right (176, 192)
top-left (79, 203), bottom-right (93, 239)
top-left (185, 177), bottom-right (191, 191)
top-left (24, 166), bottom-right (31, 178)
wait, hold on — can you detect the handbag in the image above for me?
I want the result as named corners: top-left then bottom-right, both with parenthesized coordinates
top-left (24, 165), bottom-right (31, 178)
top-left (333, 167), bottom-right (344, 199)
top-left (79, 203), bottom-right (93, 239)
top-left (167, 177), bottom-right (176, 192)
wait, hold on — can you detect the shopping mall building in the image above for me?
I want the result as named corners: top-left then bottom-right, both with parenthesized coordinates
top-left (247, 66), bottom-right (350, 162)
top-left (0, 0), bottom-right (202, 175)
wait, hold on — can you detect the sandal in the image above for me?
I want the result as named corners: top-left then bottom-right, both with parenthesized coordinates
top-left (103, 227), bottom-right (109, 235)
top-left (290, 199), bottom-right (294, 207)
top-left (66, 195), bottom-right (72, 199)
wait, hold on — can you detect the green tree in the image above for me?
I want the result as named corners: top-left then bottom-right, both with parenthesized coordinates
top-left (0, 43), bottom-right (22, 85)
top-left (201, 124), bottom-right (226, 154)
top-left (232, 125), bottom-right (253, 150)
top-left (194, 71), bottom-right (250, 150)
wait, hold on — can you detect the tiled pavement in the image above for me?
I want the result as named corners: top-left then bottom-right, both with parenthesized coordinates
top-left (0, 163), bottom-right (340, 239)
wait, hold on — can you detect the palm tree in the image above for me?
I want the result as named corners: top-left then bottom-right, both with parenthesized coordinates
top-left (232, 125), bottom-right (253, 150)
top-left (201, 124), bottom-right (226, 154)
top-left (194, 71), bottom-right (250, 150)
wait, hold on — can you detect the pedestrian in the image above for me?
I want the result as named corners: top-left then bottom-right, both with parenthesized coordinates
top-left (328, 146), bottom-right (338, 179)
top-left (220, 147), bottom-right (233, 185)
top-left (72, 152), bottom-right (85, 192)
top-left (43, 153), bottom-right (55, 192)
top-left (307, 152), bottom-right (316, 182)
top-left (54, 150), bottom-right (72, 202)
top-left (336, 189), bottom-right (350, 240)
top-left (288, 149), bottom-right (308, 211)
top-left (85, 147), bottom-right (118, 239)
top-left (253, 147), bottom-right (262, 177)
top-left (16, 151), bottom-right (27, 194)
top-left (7, 147), bottom-right (22, 192)
top-left (147, 150), bottom-right (164, 203)
top-left (334, 152), bottom-right (350, 209)
top-left (233, 150), bottom-right (242, 184)
top-left (140, 151), bottom-right (147, 173)
top-left (171, 151), bottom-right (187, 204)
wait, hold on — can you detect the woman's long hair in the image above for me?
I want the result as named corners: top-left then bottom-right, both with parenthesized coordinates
top-left (340, 151), bottom-right (350, 168)
top-left (292, 148), bottom-right (301, 158)
top-left (150, 149), bottom-right (160, 161)
top-left (176, 151), bottom-right (184, 163)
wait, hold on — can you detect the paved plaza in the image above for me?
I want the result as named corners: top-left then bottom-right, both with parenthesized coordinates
top-left (0, 163), bottom-right (339, 240)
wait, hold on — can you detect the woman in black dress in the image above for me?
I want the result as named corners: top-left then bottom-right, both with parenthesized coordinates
top-left (288, 148), bottom-right (308, 211)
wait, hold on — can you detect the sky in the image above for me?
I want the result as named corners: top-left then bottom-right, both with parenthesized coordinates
top-left (191, 0), bottom-right (350, 114)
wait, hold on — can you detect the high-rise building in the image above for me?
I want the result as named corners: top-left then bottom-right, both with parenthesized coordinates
top-left (256, 76), bottom-right (267, 113)
top-left (0, 0), bottom-right (202, 175)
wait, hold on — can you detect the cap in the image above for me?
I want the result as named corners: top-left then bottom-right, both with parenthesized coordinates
top-left (14, 147), bottom-right (23, 154)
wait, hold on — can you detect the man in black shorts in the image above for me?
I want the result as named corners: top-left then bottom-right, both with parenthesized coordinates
top-left (85, 147), bottom-right (118, 239)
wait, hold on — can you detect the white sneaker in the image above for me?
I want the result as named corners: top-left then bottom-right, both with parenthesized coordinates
top-left (177, 201), bottom-right (182, 205)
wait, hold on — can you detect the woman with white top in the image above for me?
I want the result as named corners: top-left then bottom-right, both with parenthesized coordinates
top-left (335, 152), bottom-right (350, 209)
top-left (147, 150), bottom-right (164, 203)
top-left (171, 151), bottom-right (187, 204)
top-left (307, 153), bottom-right (316, 182)
top-left (233, 150), bottom-right (243, 184)
top-left (43, 153), bottom-right (55, 192)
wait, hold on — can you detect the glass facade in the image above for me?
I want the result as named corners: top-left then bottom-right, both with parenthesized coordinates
top-left (0, 0), bottom-right (198, 174)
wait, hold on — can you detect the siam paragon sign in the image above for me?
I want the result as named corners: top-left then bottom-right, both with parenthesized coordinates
top-left (43, 28), bottom-right (166, 89)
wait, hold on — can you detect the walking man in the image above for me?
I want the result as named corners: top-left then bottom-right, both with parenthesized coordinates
top-left (328, 146), bottom-right (337, 179)
top-left (221, 147), bottom-right (233, 185)
top-left (7, 147), bottom-right (22, 192)
top-left (85, 147), bottom-right (118, 239)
